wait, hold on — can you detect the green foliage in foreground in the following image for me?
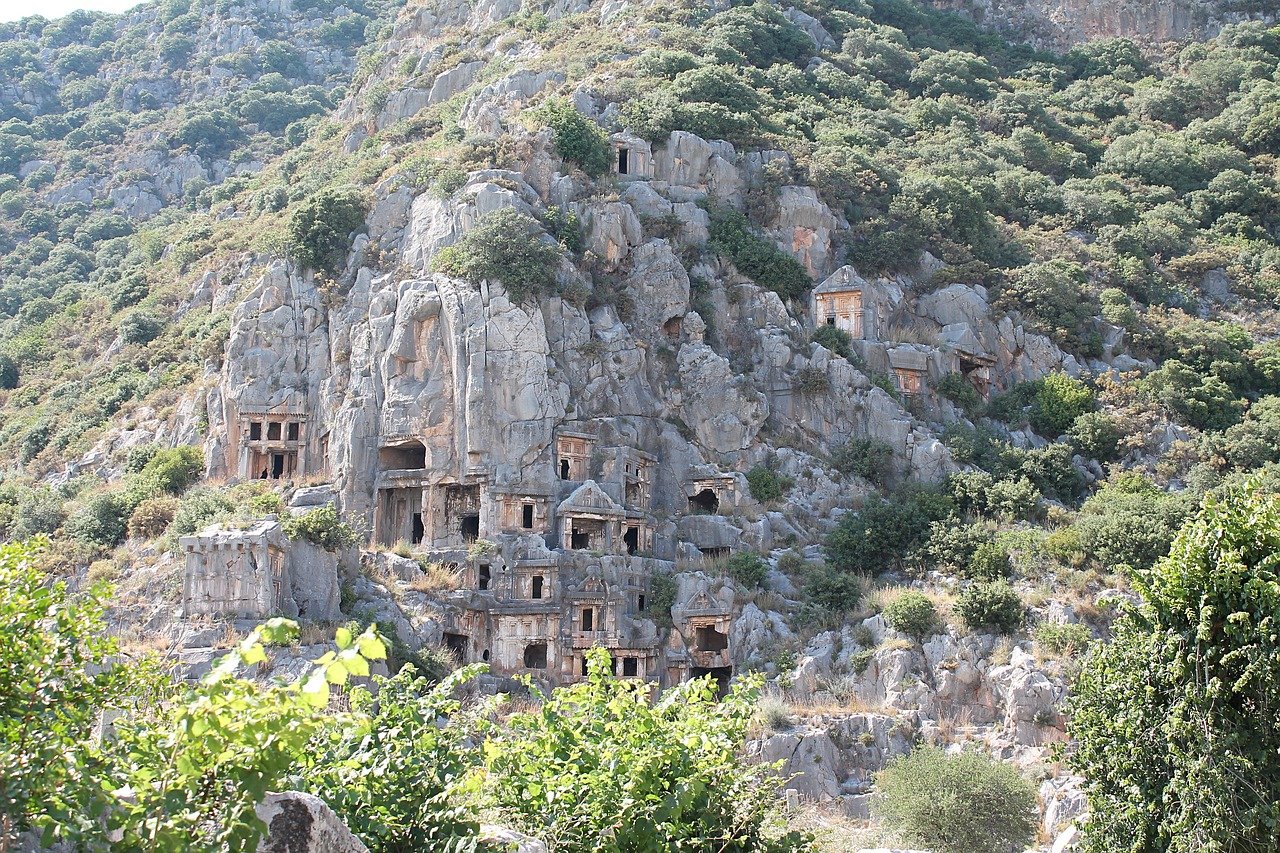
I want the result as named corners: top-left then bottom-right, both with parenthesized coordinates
top-left (2, 561), bottom-right (803, 853)
top-left (432, 208), bottom-right (564, 303)
top-left (483, 647), bottom-right (810, 853)
top-left (1068, 482), bottom-right (1280, 852)
top-left (875, 746), bottom-right (1037, 853)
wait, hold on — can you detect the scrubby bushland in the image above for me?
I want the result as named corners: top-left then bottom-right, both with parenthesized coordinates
top-left (725, 551), bottom-right (768, 588)
top-left (706, 204), bottom-right (811, 301)
top-left (811, 324), bottom-right (854, 360)
top-left (831, 437), bottom-right (895, 487)
top-left (1069, 482), bottom-right (1280, 852)
top-left (745, 465), bottom-right (792, 502)
top-left (432, 208), bottom-right (563, 303)
top-left (826, 489), bottom-right (954, 575)
top-left (875, 746), bottom-right (1038, 853)
top-left (285, 186), bottom-right (369, 274)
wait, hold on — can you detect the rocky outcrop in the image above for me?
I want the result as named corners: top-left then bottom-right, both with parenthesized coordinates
top-left (255, 792), bottom-right (370, 853)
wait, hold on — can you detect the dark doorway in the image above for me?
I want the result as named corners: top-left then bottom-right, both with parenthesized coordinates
top-left (560, 459), bottom-right (571, 480)
top-left (478, 565), bottom-right (491, 591)
top-left (700, 546), bottom-right (730, 560)
top-left (689, 489), bottom-right (719, 514)
top-left (411, 513), bottom-right (425, 545)
top-left (523, 642), bottom-right (547, 669)
top-left (267, 421), bottom-right (282, 440)
top-left (696, 625), bottom-right (728, 652)
top-left (443, 632), bottom-right (467, 663)
top-left (249, 422), bottom-right (262, 440)
top-left (570, 528), bottom-right (590, 550)
top-left (532, 575), bottom-right (544, 599)
top-left (581, 607), bottom-right (594, 632)
top-left (622, 657), bottom-right (638, 677)
top-left (522, 504), bottom-right (534, 529)
top-left (460, 515), bottom-right (479, 543)
top-left (691, 666), bottom-right (732, 698)
top-left (287, 421), bottom-right (300, 441)
top-left (270, 453), bottom-right (285, 479)
top-left (624, 526), bottom-right (639, 555)
top-left (637, 594), bottom-right (645, 612)
top-left (617, 148), bottom-right (629, 175)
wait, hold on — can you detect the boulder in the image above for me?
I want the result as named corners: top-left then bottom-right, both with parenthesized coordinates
top-left (255, 791), bottom-right (369, 853)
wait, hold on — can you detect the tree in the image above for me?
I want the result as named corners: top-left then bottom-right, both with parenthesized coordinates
top-left (285, 187), bottom-right (369, 275)
top-left (875, 747), bottom-right (1037, 853)
top-left (1068, 482), bottom-right (1280, 852)
top-left (1029, 372), bottom-right (1095, 437)
top-left (0, 540), bottom-right (133, 847)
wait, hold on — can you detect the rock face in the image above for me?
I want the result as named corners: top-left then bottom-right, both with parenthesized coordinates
top-left (926, 0), bottom-right (1277, 50)
top-left (255, 792), bottom-right (370, 853)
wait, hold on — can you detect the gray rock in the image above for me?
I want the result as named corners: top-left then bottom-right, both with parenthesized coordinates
top-left (255, 791), bottom-right (369, 853)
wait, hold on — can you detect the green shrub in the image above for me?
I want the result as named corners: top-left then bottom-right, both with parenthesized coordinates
top-left (118, 311), bottom-right (163, 345)
top-left (882, 591), bottom-right (937, 639)
top-left (745, 465), bottom-right (791, 502)
top-left (432, 208), bottom-right (563, 304)
top-left (127, 495), bottom-right (179, 540)
top-left (1028, 372), bottom-right (1095, 437)
top-left (954, 581), bottom-right (1023, 633)
top-left (282, 504), bottom-right (360, 551)
top-left (170, 487), bottom-right (232, 537)
top-left (811, 324), bottom-right (854, 360)
top-left (1075, 475), bottom-right (1193, 571)
top-left (706, 205), bottom-right (810, 301)
top-left (831, 437), bottom-right (895, 486)
top-left (285, 186), bottom-right (369, 274)
top-left (533, 97), bottom-right (610, 176)
top-left (803, 563), bottom-right (864, 613)
top-left (1068, 482), bottom-right (1280, 850)
top-left (1033, 621), bottom-right (1092, 657)
top-left (64, 491), bottom-right (130, 547)
top-left (138, 445), bottom-right (203, 495)
top-left (482, 648), bottom-right (810, 852)
top-left (937, 372), bottom-right (982, 416)
top-left (984, 476), bottom-right (1041, 520)
top-left (1068, 411), bottom-right (1121, 461)
top-left (917, 521), bottom-right (990, 574)
top-left (967, 541), bottom-right (1012, 581)
top-left (645, 572), bottom-right (677, 628)
top-left (1139, 360), bottom-right (1244, 432)
top-left (725, 551), bottom-right (768, 588)
top-left (875, 747), bottom-right (1037, 853)
top-left (827, 490), bottom-right (954, 575)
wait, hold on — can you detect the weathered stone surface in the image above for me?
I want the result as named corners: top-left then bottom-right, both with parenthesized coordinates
top-left (255, 791), bottom-right (370, 853)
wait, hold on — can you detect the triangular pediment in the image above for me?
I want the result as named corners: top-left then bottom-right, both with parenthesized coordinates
top-left (557, 480), bottom-right (625, 516)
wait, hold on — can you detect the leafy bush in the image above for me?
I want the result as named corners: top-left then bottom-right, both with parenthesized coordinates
top-left (1033, 621), bottom-right (1092, 657)
top-left (432, 208), bottom-right (563, 304)
top-left (127, 495), bottom-right (179, 540)
top-left (533, 97), bottom-right (610, 176)
top-left (706, 205), bottom-right (810, 301)
top-left (118, 310), bottom-right (164, 345)
top-left (967, 540), bottom-right (1011, 581)
top-left (281, 504), bottom-right (360, 551)
top-left (1028, 372), bottom-right (1095, 437)
top-left (802, 563), bottom-right (864, 613)
top-left (1139, 360), bottom-right (1244, 432)
top-left (302, 665), bottom-right (484, 850)
top-left (811, 324), bottom-right (854, 360)
top-left (827, 490), bottom-right (954, 575)
top-left (170, 487), bottom-right (233, 537)
top-left (875, 747), bottom-right (1037, 853)
top-left (1069, 482), bottom-right (1280, 850)
top-left (745, 465), bottom-right (791, 502)
top-left (64, 490), bottom-right (130, 547)
top-left (996, 260), bottom-right (1095, 348)
top-left (725, 551), bottom-right (767, 588)
top-left (917, 520), bottom-right (990, 574)
top-left (1074, 475), bottom-right (1193, 571)
top-left (985, 476), bottom-right (1042, 520)
top-left (285, 186), bottom-right (369, 274)
top-left (1068, 411), bottom-right (1121, 461)
top-left (953, 581), bottom-right (1023, 633)
top-left (937, 372), bottom-right (981, 416)
top-left (138, 445), bottom-right (203, 495)
top-left (831, 437), bottom-right (895, 486)
top-left (882, 591), bottom-right (937, 639)
top-left (482, 648), bottom-right (810, 853)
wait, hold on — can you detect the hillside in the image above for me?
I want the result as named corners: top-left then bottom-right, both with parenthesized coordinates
top-left (3, 0), bottom-right (1280, 851)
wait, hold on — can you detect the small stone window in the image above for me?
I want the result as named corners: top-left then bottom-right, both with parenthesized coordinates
top-left (249, 421), bottom-right (262, 441)
top-left (622, 657), bottom-right (638, 677)
top-left (532, 575), bottom-right (544, 599)
top-left (287, 421), bottom-right (300, 441)
top-left (581, 607), bottom-right (594, 632)
top-left (617, 148), bottom-right (629, 175)
top-left (560, 459), bottom-right (571, 480)
top-left (696, 625), bottom-right (728, 652)
top-left (478, 565), bottom-right (491, 591)
top-left (522, 504), bottom-right (534, 529)
top-left (267, 421), bottom-right (282, 441)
